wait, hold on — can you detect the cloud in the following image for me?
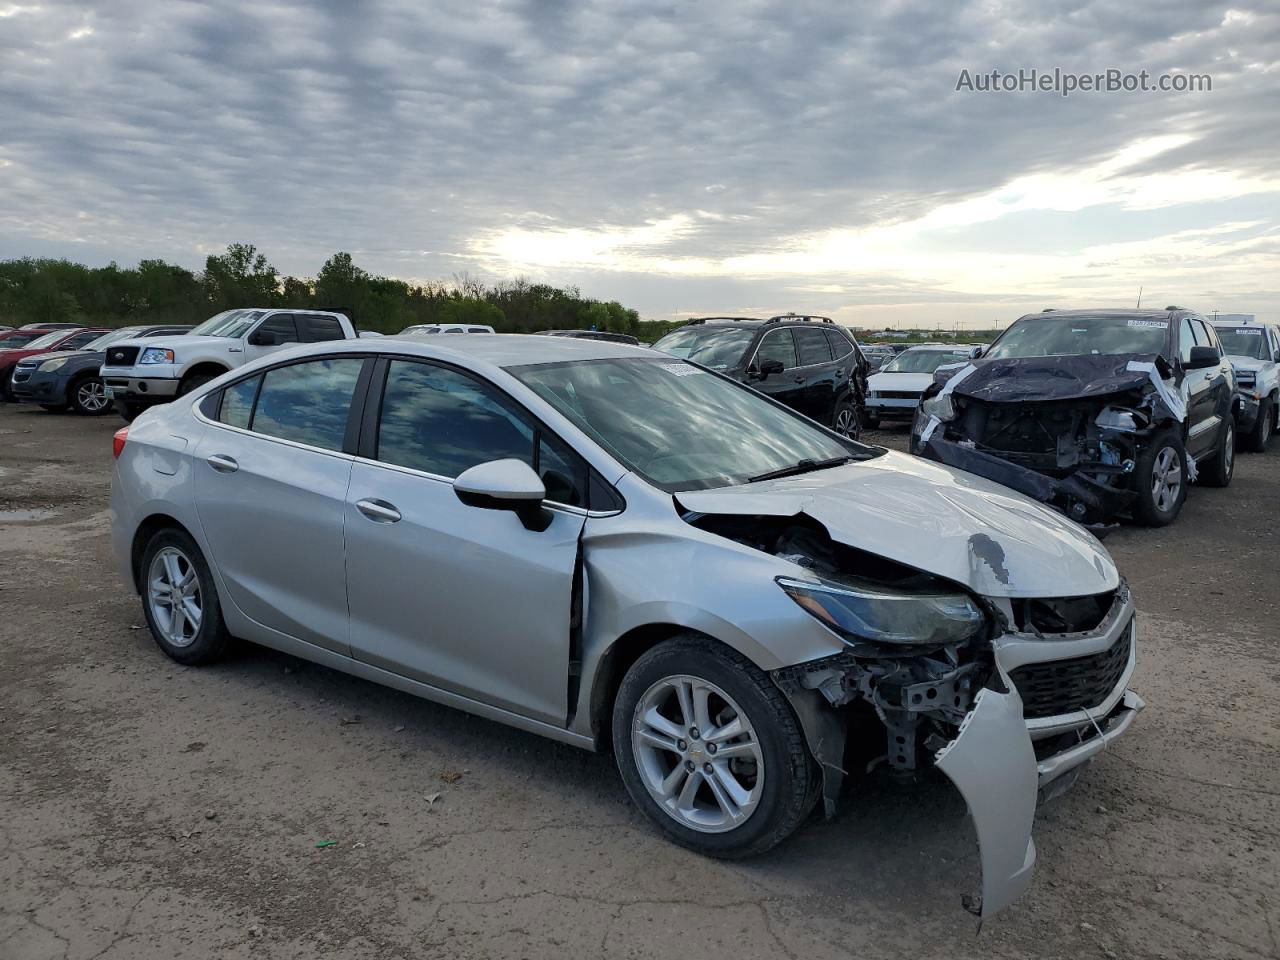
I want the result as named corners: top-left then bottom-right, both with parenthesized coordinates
top-left (0, 0), bottom-right (1278, 325)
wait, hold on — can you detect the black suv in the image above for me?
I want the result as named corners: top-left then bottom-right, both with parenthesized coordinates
top-left (911, 307), bottom-right (1235, 526)
top-left (653, 315), bottom-right (868, 438)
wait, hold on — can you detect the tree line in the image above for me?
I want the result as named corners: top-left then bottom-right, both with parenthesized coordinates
top-left (0, 244), bottom-right (667, 338)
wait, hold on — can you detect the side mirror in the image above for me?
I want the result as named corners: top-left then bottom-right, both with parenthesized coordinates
top-left (755, 358), bottom-right (784, 379)
top-left (249, 330), bottom-right (282, 346)
top-left (1186, 345), bottom-right (1221, 370)
top-left (969, 346), bottom-right (985, 359)
top-left (453, 459), bottom-right (549, 530)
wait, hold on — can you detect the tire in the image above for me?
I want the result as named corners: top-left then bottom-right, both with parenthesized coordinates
top-left (40, 403), bottom-right (68, 413)
top-left (832, 399), bottom-right (861, 440)
top-left (139, 528), bottom-right (232, 666)
top-left (1244, 398), bottom-right (1273, 453)
top-left (68, 376), bottom-right (112, 415)
top-left (178, 372), bottom-right (217, 396)
top-left (1200, 417), bottom-right (1234, 487)
top-left (612, 634), bottom-right (818, 859)
top-left (115, 400), bottom-right (145, 423)
top-left (0, 378), bottom-right (13, 403)
top-left (1132, 428), bottom-right (1187, 526)
top-left (862, 412), bottom-right (880, 430)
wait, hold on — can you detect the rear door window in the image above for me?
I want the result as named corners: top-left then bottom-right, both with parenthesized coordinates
top-left (374, 359), bottom-right (586, 505)
top-left (794, 327), bottom-right (833, 366)
top-left (825, 329), bottom-right (853, 360)
top-left (250, 358), bottom-right (364, 451)
top-left (299, 314), bottom-right (346, 342)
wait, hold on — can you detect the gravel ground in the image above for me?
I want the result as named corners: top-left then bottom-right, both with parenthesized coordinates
top-left (2, 403), bottom-right (1278, 960)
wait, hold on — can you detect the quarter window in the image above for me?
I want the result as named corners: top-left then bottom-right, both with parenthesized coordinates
top-left (755, 329), bottom-right (798, 370)
top-left (375, 360), bottom-right (585, 505)
top-left (825, 329), bottom-right (853, 360)
top-left (220, 375), bottom-right (260, 429)
top-left (250, 358), bottom-right (364, 451)
top-left (794, 327), bottom-right (833, 366)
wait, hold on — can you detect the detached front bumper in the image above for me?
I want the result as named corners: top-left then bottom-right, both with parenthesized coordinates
top-left (1233, 392), bottom-right (1261, 431)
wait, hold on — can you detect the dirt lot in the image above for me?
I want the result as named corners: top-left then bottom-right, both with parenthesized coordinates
top-left (1, 402), bottom-right (1277, 960)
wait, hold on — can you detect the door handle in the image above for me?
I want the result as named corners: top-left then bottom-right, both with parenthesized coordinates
top-left (206, 454), bottom-right (239, 474)
top-left (356, 498), bottom-right (402, 523)
top-left (793, 376), bottom-right (805, 383)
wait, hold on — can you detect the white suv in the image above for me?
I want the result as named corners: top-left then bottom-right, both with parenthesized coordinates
top-left (100, 308), bottom-right (356, 420)
top-left (1213, 320), bottom-right (1280, 452)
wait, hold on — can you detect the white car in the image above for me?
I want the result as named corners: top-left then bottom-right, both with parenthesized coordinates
top-left (864, 345), bottom-right (973, 427)
top-left (400, 323), bottom-right (495, 335)
top-left (100, 308), bottom-right (357, 420)
top-left (1212, 320), bottom-right (1280, 452)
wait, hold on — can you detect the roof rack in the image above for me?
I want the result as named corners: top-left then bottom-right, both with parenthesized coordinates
top-left (766, 313), bottom-right (835, 324)
top-left (1164, 305), bottom-right (1182, 311)
top-left (685, 316), bottom-right (764, 325)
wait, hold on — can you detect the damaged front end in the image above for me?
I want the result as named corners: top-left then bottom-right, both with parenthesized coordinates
top-left (912, 355), bottom-right (1184, 526)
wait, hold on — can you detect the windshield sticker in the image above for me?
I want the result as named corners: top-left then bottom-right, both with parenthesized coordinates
top-left (660, 363), bottom-right (703, 377)
top-left (1127, 319), bottom-right (1169, 329)
top-left (1231, 328), bottom-right (1262, 335)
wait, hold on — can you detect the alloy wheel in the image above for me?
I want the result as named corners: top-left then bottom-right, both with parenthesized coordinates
top-left (835, 405), bottom-right (859, 439)
top-left (1151, 446), bottom-right (1182, 513)
top-left (147, 546), bottom-right (202, 647)
top-left (631, 674), bottom-right (763, 833)
top-left (76, 379), bottom-right (109, 413)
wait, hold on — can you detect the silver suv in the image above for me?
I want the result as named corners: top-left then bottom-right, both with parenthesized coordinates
top-left (110, 334), bottom-right (1143, 918)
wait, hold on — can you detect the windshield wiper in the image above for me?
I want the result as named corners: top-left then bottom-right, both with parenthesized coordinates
top-left (747, 456), bottom-right (855, 483)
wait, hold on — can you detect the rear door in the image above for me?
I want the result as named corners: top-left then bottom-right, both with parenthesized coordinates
top-left (192, 355), bottom-right (370, 653)
top-left (792, 326), bottom-right (836, 420)
top-left (343, 357), bottom-right (586, 725)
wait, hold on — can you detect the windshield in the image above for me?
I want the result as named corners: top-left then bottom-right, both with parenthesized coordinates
top-left (22, 330), bottom-right (73, 350)
top-left (512, 357), bottom-right (871, 492)
top-left (985, 315), bottom-right (1170, 360)
top-left (882, 349), bottom-right (969, 373)
top-left (1215, 328), bottom-right (1268, 360)
top-left (189, 309), bottom-right (265, 338)
top-left (0, 333), bottom-right (39, 348)
top-left (82, 327), bottom-right (145, 351)
top-left (652, 326), bottom-right (757, 370)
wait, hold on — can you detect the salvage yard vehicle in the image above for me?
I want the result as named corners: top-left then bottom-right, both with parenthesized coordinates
top-left (864, 344), bottom-right (974, 428)
top-left (400, 323), bottom-right (495, 335)
top-left (653, 315), bottom-right (869, 439)
top-left (11, 324), bottom-right (191, 414)
top-left (1, 326), bottom-right (110, 402)
top-left (112, 335), bottom-right (1142, 919)
top-left (912, 308), bottom-right (1235, 527)
top-left (99, 308), bottom-right (356, 421)
top-left (534, 329), bottom-right (642, 345)
top-left (0, 329), bottom-right (44, 349)
top-left (1212, 319), bottom-right (1280, 453)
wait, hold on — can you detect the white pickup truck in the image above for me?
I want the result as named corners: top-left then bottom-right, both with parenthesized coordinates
top-left (100, 308), bottom-right (356, 420)
top-left (1212, 319), bottom-right (1280, 452)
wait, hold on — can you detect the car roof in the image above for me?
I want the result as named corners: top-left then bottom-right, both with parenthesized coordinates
top-left (366, 332), bottom-right (652, 366)
top-left (1016, 308), bottom-right (1185, 321)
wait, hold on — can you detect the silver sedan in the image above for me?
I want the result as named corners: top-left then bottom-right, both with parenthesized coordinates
top-left (110, 334), bottom-right (1142, 918)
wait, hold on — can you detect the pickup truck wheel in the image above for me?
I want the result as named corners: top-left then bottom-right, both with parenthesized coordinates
top-left (613, 634), bottom-right (818, 859)
top-left (140, 529), bottom-right (231, 666)
top-left (1244, 398), bottom-right (1273, 453)
top-left (1200, 419), bottom-right (1234, 487)
top-left (1132, 429), bottom-right (1187, 526)
top-left (178, 372), bottom-right (216, 396)
top-left (115, 400), bottom-right (145, 423)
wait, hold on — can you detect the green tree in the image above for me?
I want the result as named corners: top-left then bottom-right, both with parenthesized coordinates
top-left (439, 298), bottom-right (505, 329)
top-left (202, 243), bottom-right (280, 311)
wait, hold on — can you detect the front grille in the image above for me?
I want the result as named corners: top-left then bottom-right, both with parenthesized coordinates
top-left (106, 346), bottom-right (140, 366)
top-left (878, 390), bottom-right (921, 400)
top-left (1009, 620), bottom-right (1133, 719)
top-left (12, 369), bottom-right (31, 383)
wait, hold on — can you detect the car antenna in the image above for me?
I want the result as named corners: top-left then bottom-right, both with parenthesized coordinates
top-left (1135, 286), bottom-right (1143, 309)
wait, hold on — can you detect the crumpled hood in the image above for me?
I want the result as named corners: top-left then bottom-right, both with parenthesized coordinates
top-left (937, 353), bottom-right (1164, 404)
top-left (868, 371), bottom-right (935, 393)
top-left (1227, 356), bottom-right (1266, 374)
top-left (677, 450), bottom-right (1118, 599)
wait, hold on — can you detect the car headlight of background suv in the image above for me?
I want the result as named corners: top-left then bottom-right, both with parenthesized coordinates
top-left (38, 357), bottom-right (69, 373)
top-left (139, 347), bottom-right (175, 365)
top-left (777, 576), bottom-right (984, 646)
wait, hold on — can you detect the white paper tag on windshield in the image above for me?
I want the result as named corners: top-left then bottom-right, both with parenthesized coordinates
top-left (1233, 328), bottom-right (1262, 335)
top-left (1127, 319), bottom-right (1169, 329)
top-left (660, 363), bottom-right (703, 376)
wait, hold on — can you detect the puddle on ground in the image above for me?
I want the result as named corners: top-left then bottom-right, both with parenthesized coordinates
top-left (0, 508), bottom-right (58, 522)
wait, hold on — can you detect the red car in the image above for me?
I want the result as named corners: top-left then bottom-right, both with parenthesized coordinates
top-left (1, 327), bottom-right (110, 402)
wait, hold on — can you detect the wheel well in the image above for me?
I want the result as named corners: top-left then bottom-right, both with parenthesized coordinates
top-left (587, 623), bottom-right (715, 752)
top-left (181, 362), bottom-right (228, 385)
top-left (130, 514), bottom-right (193, 592)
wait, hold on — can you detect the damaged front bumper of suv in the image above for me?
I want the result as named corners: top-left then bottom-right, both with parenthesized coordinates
top-left (771, 582), bottom-right (1143, 920)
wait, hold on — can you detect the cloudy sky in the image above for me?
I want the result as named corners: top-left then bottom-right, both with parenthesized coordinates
top-left (2, 1), bottom-right (1278, 327)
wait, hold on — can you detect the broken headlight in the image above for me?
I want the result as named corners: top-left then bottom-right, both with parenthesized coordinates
top-left (919, 392), bottom-right (956, 422)
top-left (777, 576), bottom-right (984, 646)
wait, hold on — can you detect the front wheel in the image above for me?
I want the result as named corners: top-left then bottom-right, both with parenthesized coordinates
top-left (612, 635), bottom-right (818, 859)
top-left (115, 400), bottom-right (145, 423)
top-left (1200, 419), bottom-right (1234, 487)
top-left (69, 376), bottom-right (112, 415)
top-left (1244, 399), bottom-right (1273, 453)
top-left (1132, 429), bottom-right (1187, 526)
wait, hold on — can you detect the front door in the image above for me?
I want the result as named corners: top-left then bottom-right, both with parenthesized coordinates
top-left (1178, 317), bottom-right (1223, 458)
top-left (749, 328), bottom-right (807, 412)
top-left (192, 356), bottom-right (368, 653)
top-left (243, 312), bottom-right (302, 364)
top-left (344, 358), bottom-right (586, 725)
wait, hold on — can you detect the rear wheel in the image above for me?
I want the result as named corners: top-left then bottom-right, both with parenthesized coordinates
top-left (1132, 429), bottom-right (1187, 526)
top-left (140, 529), bottom-right (231, 666)
top-left (1244, 398), bottom-right (1273, 453)
top-left (1200, 419), bottom-right (1234, 487)
top-left (612, 635), bottom-right (818, 859)
top-left (69, 376), bottom-right (111, 415)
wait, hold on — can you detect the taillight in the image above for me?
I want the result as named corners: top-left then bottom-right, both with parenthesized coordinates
top-left (112, 426), bottom-right (129, 459)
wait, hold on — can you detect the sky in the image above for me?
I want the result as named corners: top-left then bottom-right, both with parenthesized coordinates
top-left (1, 1), bottom-right (1278, 329)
